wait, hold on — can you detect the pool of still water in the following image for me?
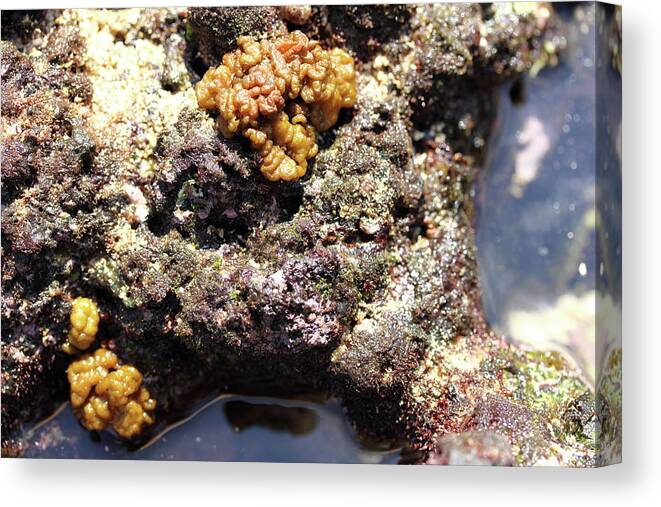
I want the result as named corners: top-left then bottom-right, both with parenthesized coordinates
top-left (23, 394), bottom-right (401, 463)
top-left (476, 3), bottom-right (599, 324)
top-left (475, 2), bottom-right (620, 384)
top-left (21, 4), bottom-right (614, 462)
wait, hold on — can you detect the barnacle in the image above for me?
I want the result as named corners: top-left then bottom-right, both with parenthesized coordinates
top-left (195, 30), bottom-right (357, 181)
top-left (67, 348), bottom-right (156, 438)
top-left (65, 297), bottom-right (100, 353)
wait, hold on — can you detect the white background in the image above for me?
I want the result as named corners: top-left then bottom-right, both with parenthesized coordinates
top-left (1, 0), bottom-right (658, 505)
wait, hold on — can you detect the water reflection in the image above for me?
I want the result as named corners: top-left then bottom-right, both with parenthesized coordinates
top-left (224, 400), bottom-right (318, 436)
top-left (22, 395), bottom-right (401, 463)
top-left (475, 4), bottom-right (604, 381)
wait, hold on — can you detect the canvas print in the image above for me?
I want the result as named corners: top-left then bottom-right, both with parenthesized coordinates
top-left (0, 2), bottom-right (621, 466)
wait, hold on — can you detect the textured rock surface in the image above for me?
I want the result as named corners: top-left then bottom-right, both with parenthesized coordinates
top-left (1, 5), bottom-right (596, 465)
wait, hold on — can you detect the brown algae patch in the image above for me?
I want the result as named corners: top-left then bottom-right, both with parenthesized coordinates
top-left (67, 348), bottom-right (156, 438)
top-left (63, 297), bottom-right (100, 354)
top-left (196, 30), bottom-right (357, 181)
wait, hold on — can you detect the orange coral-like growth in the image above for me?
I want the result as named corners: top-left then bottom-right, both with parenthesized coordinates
top-left (66, 297), bottom-right (100, 352)
top-left (195, 30), bottom-right (357, 181)
top-left (67, 348), bottom-right (156, 438)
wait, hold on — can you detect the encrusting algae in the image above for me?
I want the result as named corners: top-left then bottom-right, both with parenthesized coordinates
top-left (63, 297), bottom-right (100, 354)
top-left (195, 30), bottom-right (357, 181)
top-left (67, 348), bottom-right (156, 438)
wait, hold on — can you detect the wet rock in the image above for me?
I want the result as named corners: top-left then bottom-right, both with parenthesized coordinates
top-left (374, 3), bottom-right (556, 138)
top-left (1, 40), bottom-right (99, 245)
top-left (149, 107), bottom-right (294, 247)
top-left (305, 95), bottom-right (412, 241)
top-left (1, 6), bottom-right (596, 466)
top-left (466, 393), bottom-right (552, 465)
top-left (596, 348), bottom-right (622, 465)
top-left (426, 431), bottom-right (514, 466)
top-left (188, 7), bottom-right (287, 67)
top-left (0, 10), bottom-right (62, 51)
top-left (325, 5), bottom-right (413, 59)
top-left (42, 23), bottom-right (86, 67)
top-left (277, 5), bottom-right (313, 27)
top-left (161, 33), bottom-right (189, 91)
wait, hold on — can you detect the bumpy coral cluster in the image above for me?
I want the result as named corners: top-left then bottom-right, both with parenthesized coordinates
top-left (195, 30), bottom-right (357, 181)
top-left (67, 349), bottom-right (156, 438)
top-left (64, 297), bottom-right (100, 353)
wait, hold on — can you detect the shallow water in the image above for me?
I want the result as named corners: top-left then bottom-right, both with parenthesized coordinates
top-left (476, 4), bottom-right (598, 324)
top-left (474, 3), bottom-right (619, 381)
top-left (23, 394), bottom-right (401, 463)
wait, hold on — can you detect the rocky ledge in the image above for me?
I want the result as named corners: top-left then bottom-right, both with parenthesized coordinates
top-left (1, 5), bottom-right (606, 465)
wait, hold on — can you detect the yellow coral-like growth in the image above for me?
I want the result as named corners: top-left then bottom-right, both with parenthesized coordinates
top-left (66, 297), bottom-right (100, 352)
top-left (67, 348), bottom-right (156, 438)
top-left (195, 30), bottom-right (357, 181)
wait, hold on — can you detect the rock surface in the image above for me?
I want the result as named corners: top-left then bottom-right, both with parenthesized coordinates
top-left (1, 5), bottom-right (596, 465)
